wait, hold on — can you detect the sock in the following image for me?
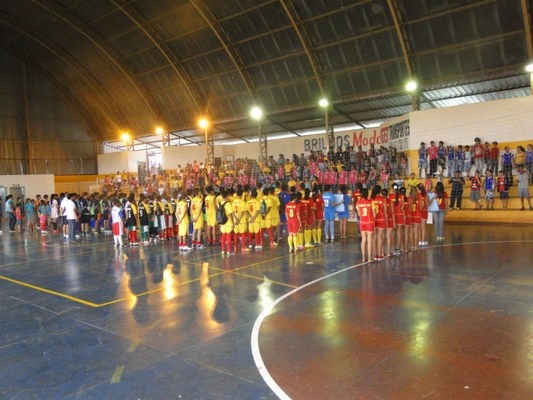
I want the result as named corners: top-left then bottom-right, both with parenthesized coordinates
top-left (304, 229), bottom-right (311, 245)
top-left (317, 228), bottom-right (322, 243)
top-left (297, 232), bottom-right (303, 247)
top-left (287, 236), bottom-right (294, 250)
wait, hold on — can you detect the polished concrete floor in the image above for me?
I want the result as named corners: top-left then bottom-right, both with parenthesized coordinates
top-left (0, 222), bottom-right (531, 399)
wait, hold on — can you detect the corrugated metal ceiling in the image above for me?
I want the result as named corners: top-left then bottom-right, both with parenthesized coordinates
top-left (0, 0), bottom-right (530, 150)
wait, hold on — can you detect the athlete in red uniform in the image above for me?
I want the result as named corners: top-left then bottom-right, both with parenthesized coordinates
top-left (382, 188), bottom-right (395, 257)
top-left (355, 188), bottom-right (375, 262)
top-left (285, 193), bottom-right (301, 253)
top-left (371, 185), bottom-right (387, 261)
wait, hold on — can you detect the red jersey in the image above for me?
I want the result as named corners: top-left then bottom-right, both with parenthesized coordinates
top-left (299, 199), bottom-right (309, 226)
top-left (385, 196), bottom-right (395, 228)
top-left (285, 201), bottom-right (301, 234)
top-left (404, 198), bottom-right (412, 225)
top-left (372, 195), bottom-right (387, 229)
top-left (391, 193), bottom-right (405, 225)
top-left (314, 195), bottom-right (324, 220)
top-left (418, 192), bottom-right (428, 219)
top-left (356, 198), bottom-right (375, 232)
top-left (306, 197), bottom-right (316, 225)
top-left (436, 192), bottom-right (448, 210)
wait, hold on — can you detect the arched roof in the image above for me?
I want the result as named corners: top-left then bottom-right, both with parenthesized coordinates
top-left (0, 0), bottom-right (531, 148)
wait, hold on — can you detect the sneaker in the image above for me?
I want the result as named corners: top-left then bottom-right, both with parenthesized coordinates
top-left (182, 245), bottom-right (191, 251)
top-left (305, 244), bottom-right (314, 248)
top-left (255, 245), bottom-right (263, 250)
top-left (196, 244), bottom-right (206, 249)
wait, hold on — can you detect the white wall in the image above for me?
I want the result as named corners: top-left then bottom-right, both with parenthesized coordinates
top-left (0, 175), bottom-right (55, 199)
top-left (409, 96), bottom-right (533, 146)
top-left (98, 151), bottom-right (147, 174)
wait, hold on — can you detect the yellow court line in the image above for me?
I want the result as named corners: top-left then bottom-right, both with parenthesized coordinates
top-left (110, 365), bottom-right (124, 384)
top-left (127, 341), bottom-right (140, 353)
top-left (0, 275), bottom-right (99, 307)
top-left (1, 251), bottom-right (296, 308)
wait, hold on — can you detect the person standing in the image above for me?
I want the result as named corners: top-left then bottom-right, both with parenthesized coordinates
top-left (246, 189), bottom-right (263, 250)
top-left (125, 193), bottom-right (139, 246)
top-left (313, 188), bottom-right (324, 245)
top-left (190, 189), bottom-right (205, 248)
top-left (516, 165), bottom-right (533, 210)
top-left (5, 195), bottom-right (16, 232)
top-left (370, 185), bottom-right (387, 260)
top-left (427, 141), bottom-right (439, 177)
top-left (111, 199), bottom-right (126, 248)
top-left (285, 193), bottom-right (301, 253)
top-left (49, 194), bottom-right (59, 233)
top-left (433, 182), bottom-right (448, 241)
top-left (204, 186), bottom-right (218, 246)
top-left (176, 192), bottom-right (190, 251)
top-left (469, 170), bottom-right (483, 210)
top-left (472, 137), bottom-right (484, 174)
top-left (483, 169), bottom-right (496, 210)
top-left (448, 170), bottom-right (465, 210)
top-left (496, 170), bottom-right (512, 209)
top-left (64, 193), bottom-right (79, 242)
top-left (137, 194), bottom-right (150, 244)
top-left (355, 188), bottom-right (375, 263)
top-left (322, 185), bottom-right (337, 242)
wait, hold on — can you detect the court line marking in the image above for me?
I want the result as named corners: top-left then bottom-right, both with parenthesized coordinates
top-left (250, 260), bottom-right (368, 400)
top-left (250, 239), bottom-right (533, 399)
top-left (0, 274), bottom-right (100, 307)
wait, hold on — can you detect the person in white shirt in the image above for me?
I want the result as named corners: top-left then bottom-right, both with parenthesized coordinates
top-left (64, 193), bottom-right (78, 242)
top-left (111, 199), bottom-right (126, 248)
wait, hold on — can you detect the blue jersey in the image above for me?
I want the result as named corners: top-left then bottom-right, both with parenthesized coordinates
top-left (484, 176), bottom-right (495, 190)
top-left (322, 192), bottom-right (336, 221)
top-left (502, 152), bottom-right (513, 166)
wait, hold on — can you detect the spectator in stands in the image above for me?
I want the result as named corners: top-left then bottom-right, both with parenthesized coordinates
top-left (472, 137), bottom-right (484, 174)
top-left (516, 165), bottom-right (533, 210)
top-left (526, 144), bottom-right (533, 184)
top-left (427, 140), bottom-right (439, 177)
top-left (418, 142), bottom-right (427, 178)
top-left (496, 170), bottom-right (511, 209)
top-left (448, 170), bottom-right (465, 210)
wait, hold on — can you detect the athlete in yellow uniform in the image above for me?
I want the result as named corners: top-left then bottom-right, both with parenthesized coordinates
top-left (219, 190), bottom-right (234, 255)
top-left (246, 189), bottom-right (263, 249)
top-left (175, 193), bottom-right (190, 251)
top-left (232, 189), bottom-right (248, 252)
top-left (204, 186), bottom-right (217, 245)
top-left (190, 189), bottom-right (204, 249)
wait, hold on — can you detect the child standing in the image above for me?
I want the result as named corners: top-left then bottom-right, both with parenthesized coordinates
top-left (15, 202), bottom-right (23, 233)
top-left (496, 170), bottom-right (511, 209)
top-left (448, 170), bottom-right (465, 210)
top-left (516, 166), bottom-right (533, 210)
top-left (111, 199), bottom-right (126, 248)
top-left (483, 169), bottom-right (495, 210)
